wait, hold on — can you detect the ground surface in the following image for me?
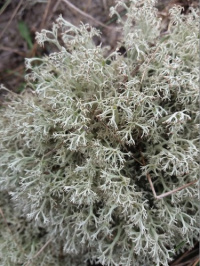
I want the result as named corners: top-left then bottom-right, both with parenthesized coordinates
top-left (0, 0), bottom-right (199, 265)
top-left (0, 0), bottom-right (197, 92)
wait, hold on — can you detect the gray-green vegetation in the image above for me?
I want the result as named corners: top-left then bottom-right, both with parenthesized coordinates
top-left (0, 1), bottom-right (199, 265)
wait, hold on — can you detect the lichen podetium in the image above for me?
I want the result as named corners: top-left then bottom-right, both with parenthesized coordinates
top-left (0, 1), bottom-right (199, 265)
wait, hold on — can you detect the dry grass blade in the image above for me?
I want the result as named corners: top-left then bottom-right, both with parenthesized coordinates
top-left (0, 0), bottom-right (11, 16)
top-left (30, 0), bottom-right (52, 57)
top-left (0, 0), bottom-right (24, 40)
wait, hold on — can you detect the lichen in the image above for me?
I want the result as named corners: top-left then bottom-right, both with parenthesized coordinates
top-left (0, 1), bottom-right (199, 265)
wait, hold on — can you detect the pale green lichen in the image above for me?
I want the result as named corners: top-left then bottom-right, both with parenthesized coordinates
top-left (0, 1), bottom-right (199, 265)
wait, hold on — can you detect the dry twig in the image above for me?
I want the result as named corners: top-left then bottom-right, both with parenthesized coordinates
top-left (0, 45), bottom-right (25, 56)
top-left (0, 207), bottom-right (25, 254)
top-left (140, 151), bottom-right (198, 199)
top-left (24, 238), bottom-right (52, 266)
top-left (30, 0), bottom-right (52, 56)
top-left (192, 257), bottom-right (200, 266)
top-left (0, 0), bottom-right (24, 40)
top-left (61, 0), bottom-right (114, 29)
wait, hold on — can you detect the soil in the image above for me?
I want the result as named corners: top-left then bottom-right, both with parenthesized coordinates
top-left (0, 0), bottom-right (198, 93)
top-left (0, 0), bottom-right (199, 265)
top-left (0, 0), bottom-right (118, 93)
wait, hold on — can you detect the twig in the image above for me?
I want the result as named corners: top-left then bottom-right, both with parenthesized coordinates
top-left (30, 0), bottom-right (52, 57)
top-left (192, 257), bottom-right (200, 266)
top-left (146, 173), bottom-right (158, 198)
top-left (83, 0), bottom-right (92, 12)
top-left (102, 0), bottom-right (108, 11)
top-left (43, 142), bottom-right (63, 158)
top-left (97, 118), bottom-right (143, 165)
top-left (0, 0), bottom-right (24, 40)
top-left (147, 172), bottom-right (198, 199)
top-left (0, 0), bottom-right (11, 16)
top-left (0, 207), bottom-right (25, 254)
top-left (40, 0), bottom-right (52, 32)
top-left (24, 238), bottom-right (52, 266)
top-left (0, 45), bottom-right (25, 56)
top-left (170, 242), bottom-right (199, 266)
top-left (140, 151), bottom-right (198, 199)
top-left (0, 66), bottom-right (24, 81)
top-left (172, 257), bottom-right (199, 266)
top-left (141, 45), bottom-right (160, 84)
top-left (61, 0), bottom-right (114, 29)
top-left (155, 179), bottom-right (198, 199)
top-left (46, 0), bottom-right (62, 25)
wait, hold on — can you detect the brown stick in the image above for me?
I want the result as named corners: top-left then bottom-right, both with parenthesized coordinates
top-left (24, 238), bottom-right (52, 266)
top-left (0, 0), bottom-right (12, 16)
top-left (140, 151), bottom-right (198, 199)
top-left (61, 0), bottom-right (114, 29)
top-left (30, 0), bottom-right (52, 57)
top-left (40, 0), bottom-right (52, 32)
top-left (170, 242), bottom-right (199, 266)
top-left (146, 173), bottom-right (158, 198)
top-left (155, 179), bottom-right (198, 199)
top-left (0, 0), bottom-right (24, 40)
top-left (192, 257), bottom-right (200, 266)
top-left (0, 45), bottom-right (25, 56)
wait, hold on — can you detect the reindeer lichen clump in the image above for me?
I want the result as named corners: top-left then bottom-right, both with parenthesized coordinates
top-left (0, 1), bottom-right (199, 265)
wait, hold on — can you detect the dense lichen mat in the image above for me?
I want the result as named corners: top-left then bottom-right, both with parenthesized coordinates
top-left (0, 1), bottom-right (199, 265)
